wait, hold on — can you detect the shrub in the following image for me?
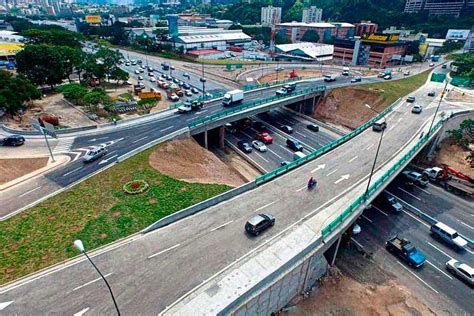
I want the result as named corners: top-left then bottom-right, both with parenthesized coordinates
top-left (123, 180), bottom-right (149, 194)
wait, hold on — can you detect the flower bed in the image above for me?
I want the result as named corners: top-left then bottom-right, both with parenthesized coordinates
top-left (123, 180), bottom-right (149, 194)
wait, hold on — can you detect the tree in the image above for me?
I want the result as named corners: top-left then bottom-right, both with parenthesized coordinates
top-left (451, 53), bottom-right (474, 81)
top-left (128, 20), bottom-right (144, 28)
top-left (94, 48), bottom-right (123, 83)
top-left (57, 47), bottom-right (85, 83)
top-left (301, 30), bottom-right (320, 43)
top-left (21, 29), bottom-right (83, 48)
top-left (284, 0), bottom-right (304, 22)
top-left (109, 68), bottom-right (129, 84)
top-left (438, 40), bottom-right (465, 54)
top-left (447, 119), bottom-right (474, 147)
top-left (83, 88), bottom-right (112, 111)
top-left (16, 44), bottom-right (67, 88)
top-left (0, 70), bottom-right (41, 116)
top-left (59, 83), bottom-right (87, 104)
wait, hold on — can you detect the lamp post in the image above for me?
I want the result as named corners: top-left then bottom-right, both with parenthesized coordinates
top-left (364, 104), bottom-right (386, 200)
top-left (427, 78), bottom-right (449, 135)
top-left (200, 62), bottom-right (206, 96)
top-left (74, 240), bottom-right (121, 316)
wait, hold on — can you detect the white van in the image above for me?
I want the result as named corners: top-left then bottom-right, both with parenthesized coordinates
top-left (430, 222), bottom-right (468, 250)
top-left (293, 151), bottom-right (306, 160)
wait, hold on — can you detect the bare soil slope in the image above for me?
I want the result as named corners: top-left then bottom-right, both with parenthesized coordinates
top-left (434, 138), bottom-right (473, 177)
top-left (149, 138), bottom-right (246, 187)
top-left (0, 158), bottom-right (48, 185)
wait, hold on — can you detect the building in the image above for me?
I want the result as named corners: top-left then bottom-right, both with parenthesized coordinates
top-left (0, 31), bottom-right (24, 62)
top-left (382, 26), bottom-right (414, 38)
top-left (261, 6), bottom-right (281, 26)
top-left (187, 49), bottom-right (225, 60)
top-left (332, 33), bottom-right (409, 67)
top-left (404, 0), bottom-right (474, 17)
top-left (466, 25), bottom-right (474, 52)
top-left (445, 29), bottom-right (470, 40)
top-left (354, 21), bottom-right (378, 37)
top-left (175, 28), bottom-right (252, 53)
top-left (275, 42), bottom-right (333, 61)
top-left (275, 22), bottom-right (354, 43)
top-left (302, 6), bottom-right (322, 23)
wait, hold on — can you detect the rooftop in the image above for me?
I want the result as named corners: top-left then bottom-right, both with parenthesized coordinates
top-left (188, 49), bottom-right (222, 56)
top-left (178, 31), bottom-right (251, 44)
top-left (276, 42), bottom-right (334, 59)
top-left (277, 22), bottom-right (336, 28)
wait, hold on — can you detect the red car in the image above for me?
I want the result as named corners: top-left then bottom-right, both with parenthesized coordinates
top-left (256, 132), bottom-right (273, 144)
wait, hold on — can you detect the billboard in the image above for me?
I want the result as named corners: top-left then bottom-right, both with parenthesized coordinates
top-left (361, 33), bottom-right (399, 44)
top-left (445, 29), bottom-right (469, 40)
top-left (85, 15), bottom-right (101, 24)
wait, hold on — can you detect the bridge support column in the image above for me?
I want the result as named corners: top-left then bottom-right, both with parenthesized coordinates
top-left (218, 126), bottom-right (225, 149)
top-left (204, 129), bottom-right (208, 149)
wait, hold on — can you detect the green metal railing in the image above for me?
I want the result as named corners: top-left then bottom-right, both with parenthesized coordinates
top-left (242, 77), bottom-right (302, 91)
top-left (188, 86), bottom-right (326, 128)
top-left (169, 92), bottom-right (226, 109)
top-left (255, 98), bottom-right (401, 185)
top-left (321, 118), bottom-right (445, 238)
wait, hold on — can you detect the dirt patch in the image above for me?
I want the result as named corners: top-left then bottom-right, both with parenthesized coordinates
top-left (0, 157), bottom-right (49, 185)
top-left (314, 87), bottom-right (387, 130)
top-left (434, 138), bottom-right (473, 177)
top-left (288, 247), bottom-right (435, 316)
top-left (212, 147), bottom-right (262, 182)
top-left (260, 70), bottom-right (325, 83)
top-left (148, 138), bottom-right (245, 187)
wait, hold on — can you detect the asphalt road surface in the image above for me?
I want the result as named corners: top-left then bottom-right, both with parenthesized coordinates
top-left (0, 76), bottom-right (465, 314)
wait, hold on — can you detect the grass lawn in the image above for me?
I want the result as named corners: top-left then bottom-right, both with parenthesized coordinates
top-left (0, 145), bottom-right (231, 284)
top-left (362, 70), bottom-right (431, 105)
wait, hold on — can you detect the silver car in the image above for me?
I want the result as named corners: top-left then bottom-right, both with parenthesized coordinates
top-left (252, 140), bottom-right (267, 152)
top-left (83, 146), bottom-right (107, 163)
top-left (446, 259), bottom-right (474, 286)
top-left (411, 104), bottom-right (422, 114)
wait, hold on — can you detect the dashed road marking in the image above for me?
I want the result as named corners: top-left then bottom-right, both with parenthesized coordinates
top-left (255, 201), bottom-right (277, 211)
top-left (349, 155), bottom-right (358, 162)
top-left (18, 186), bottom-right (42, 197)
top-left (73, 307), bottom-right (90, 316)
top-left (210, 220), bottom-right (234, 232)
top-left (160, 126), bottom-right (174, 132)
top-left (372, 206), bottom-right (388, 216)
top-left (361, 214), bottom-right (373, 223)
top-left (397, 187), bottom-right (422, 201)
top-left (326, 169), bottom-right (338, 177)
top-left (397, 262), bottom-right (439, 294)
top-left (426, 241), bottom-right (453, 259)
top-left (63, 167), bottom-right (82, 177)
top-left (426, 260), bottom-right (453, 279)
top-left (148, 244), bottom-right (181, 259)
top-left (72, 273), bottom-right (113, 292)
top-left (132, 136), bottom-right (149, 144)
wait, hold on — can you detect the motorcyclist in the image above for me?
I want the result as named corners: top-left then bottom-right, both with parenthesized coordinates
top-left (308, 177), bottom-right (317, 189)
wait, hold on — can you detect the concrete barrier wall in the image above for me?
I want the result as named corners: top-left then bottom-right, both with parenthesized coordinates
top-left (143, 181), bottom-right (257, 233)
top-left (1, 124), bottom-right (98, 135)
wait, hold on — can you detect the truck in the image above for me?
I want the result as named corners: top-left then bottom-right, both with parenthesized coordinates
top-left (386, 236), bottom-right (426, 268)
top-left (402, 170), bottom-right (429, 187)
top-left (138, 91), bottom-right (162, 100)
top-left (222, 89), bottom-right (244, 106)
top-left (423, 165), bottom-right (474, 196)
top-left (342, 67), bottom-right (350, 76)
top-left (177, 101), bottom-right (204, 113)
top-left (323, 74), bottom-right (336, 82)
top-left (276, 83), bottom-right (297, 95)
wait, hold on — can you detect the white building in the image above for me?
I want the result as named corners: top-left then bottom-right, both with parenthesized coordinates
top-left (0, 30), bottom-right (24, 43)
top-left (302, 6), bottom-right (322, 23)
top-left (261, 6), bottom-right (281, 26)
top-left (175, 29), bottom-right (252, 53)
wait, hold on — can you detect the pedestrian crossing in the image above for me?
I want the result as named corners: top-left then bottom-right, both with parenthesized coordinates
top-left (52, 137), bottom-right (75, 154)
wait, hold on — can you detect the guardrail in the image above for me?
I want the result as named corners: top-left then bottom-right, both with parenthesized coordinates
top-left (255, 98), bottom-right (401, 184)
top-left (242, 77), bottom-right (302, 91)
top-left (188, 86), bottom-right (326, 129)
top-left (168, 92), bottom-right (226, 110)
top-left (321, 118), bottom-right (445, 238)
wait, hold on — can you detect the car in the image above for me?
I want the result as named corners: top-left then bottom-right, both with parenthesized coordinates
top-left (283, 83), bottom-right (296, 92)
top-left (429, 62), bottom-right (435, 67)
top-left (286, 138), bottom-right (303, 151)
top-left (138, 75), bottom-right (143, 80)
top-left (323, 74), bottom-right (336, 82)
top-left (141, 65), bottom-right (146, 69)
top-left (281, 161), bottom-right (291, 166)
top-left (431, 222), bottom-right (468, 250)
top-left (134, 69), bottom-right (140, 74)
top-left (183, 83), bottom-right (191, 89)
top-left (245, 214), bottom-right (275, 236)
top-left (256, 132), bottom-right (273, 144)
top-left (352, 223), bottom-right (361, 235)
top-left (148, 72), bottom-right (154, 77)
top-left (276, 87), bottom-right (290, 95)
top-left (402, 170), bottom-right (429, 186)
top-left (125, 62), bottom-right (131, 66)
top-left (411, 104), bottom-right (422, 113)
top-left (378, 193), bottom-right (403, 212)
top-left (2, 135), bottom-right (25, 146)
top-left (173, 78), bottom-right (179, 84)
top-left (83, 146), bottom-right (107, 163)
top-left (238, 141), bottom-right (252, 153)
top-left (204, 93), bottom-right (213, 98)
top-left (148, 66), bottom-right (154, 71)
top-left (183, 72), bottom-right (190, 78)
top-left (383, 74), bottom-right (392, 80)
top-left (178, 81), bottom-right (185, 87)
top-left (139, 82), bottom-right (145, 89)
top-left (191, 87), bottom-right (199, 94)
top-left (166, 75), bottom-right (173, 81)
top-left (407, 96), bottom-right (416, 103)
top-left (169, 94), bottom-right (179, 102)
top-left (351, 76), bottom-right (361, 83)
top-left (403, 70), bottom-right (410, 76)
top-left (377, 72), bottom-right (386, 78)
top-left (252, 140), bottom-right (267, 152)
top-left (428, 91), bottom-right (436, 97)
top-left (150, 77), bottom-right (156, 82)
top-left (170, 65), bottom-right (175, 70)
top-left (275, 66), bottom-right (284, 72)
top-left (185, 90), bottom-right (192, 96)
top-left (307, 124), bottom-right (319, 132)
top-left (446, 259), bottom-right (473, 286)
top-left (441, 64), bottom-right (447, 69)
top-left (139, 69), bottom-right (144, 73)
top-left (279, 125), bottom-right (293, 134)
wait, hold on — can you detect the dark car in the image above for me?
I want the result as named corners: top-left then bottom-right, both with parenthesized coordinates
top-left (307, 124), bottom-right (319, 132)
top-left (245, 214), bottom-right (275, 236)
top-left (2, 135), bottom-right (25, 146)
top-left (253, 121), bottom-right (266, 132)
top-left (237, 141), bottom-right (252, 153)
top-left (428, 91), bottom-right (436, 97)
top-left (183, 83), bottom-right (191, 89)
top-left (281, 160), bottom-right (291, 166)
top-left (280, 125), bottom-right (293, 134)
top-left (286, 138), bottom-right (304, 151)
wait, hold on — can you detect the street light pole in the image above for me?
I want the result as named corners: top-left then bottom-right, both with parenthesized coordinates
top-left (74, 240), bottom-right (121, 316)
top-left (427, 78), bottom-right (449, 135)
top-left (201, 62), bottom-right (206, 96)
top-left (364, 105), bottom-right (386, 200)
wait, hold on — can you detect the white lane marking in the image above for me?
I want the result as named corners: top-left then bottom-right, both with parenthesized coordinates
top-left (63, 167), bottom-right (82, 177)
top-left (397, 187), bottom-right (422, 201)
top-left (104, 150), bottom-right (117, 158)
top-left (296, 185), bottom-right (307, 192)
top-left (18, 186), bottom-right (42, 197)
top-left (195, 110), bottom-right (207, 114)
top-left (351, 238), bottom-right (365, 249)
top-left (255, 201), bottom-right (276, 212)
top-left (401, 210), bottom-right (430, 228)
top-left (426, 260), bottom-right (453, 280)
top-left (349, 155), bottom-right (358, 162)
top-left (266, 147), bottom-right (282, 159)
top-left (326, 169), bottom-right (338, 177)
top-left (311, 164), bottom-right (326, 173)
top-left (254, 151), bottom-right (269, 163)
top-left (132, 136), bottom-right (149, 144)
top-left (279, 145), bottom-right (293, 154)
top-left (0, 301), bottom-right (14, 311)
top-left (458, 220), bottom-right (473, 230)
top-left (426, 241), bottom-right (453, 259)
top-left (210, 220), bottom-right (234, 232)
top-left (396, 262), bottom-right (439, 294)
top-left (72, 273), bottom-right (113, 292)
top-left (295, 131), bottom-right (306, 138)
top-left (73, 307), bottom-right (90, 316)
top-left (160, 126), bottom-right (174, 132)
top-left (148, 244), bottom-right (181, 259)
top-left (414, 185), bottom-right (431, 195)
top-left (372, 206), bottom-right (388, 217)
top-left (366, 144), bottom-right (374, 151)
top-left (98, 155), bottom-right (118, 165)
top-left (96, 137), bottom-right (109, 141)
top-left (334, 174), bottom-right (350, 184)
top-left (361, 214), bottom-right (373, 223)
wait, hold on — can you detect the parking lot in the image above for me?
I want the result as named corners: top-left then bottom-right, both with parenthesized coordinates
top-left (225, 108), bottom-right (339, 172)
top-left (352, 177), bottom-right (474, 314)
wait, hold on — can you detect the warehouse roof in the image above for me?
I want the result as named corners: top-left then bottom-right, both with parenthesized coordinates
top-left (177, 31), bottom-right (251, 44)
top-left (277, 22), bottom-right (336, 28)
top-left (276, 42), bottom-right (333, 59)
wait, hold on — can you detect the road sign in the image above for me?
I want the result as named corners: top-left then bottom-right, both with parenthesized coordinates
top-left (30, 118), bottom-right (42, 132)
top-left (43, 121), bottom-right (57, 139)
top-left (431, 73), bottom-right (446, 83)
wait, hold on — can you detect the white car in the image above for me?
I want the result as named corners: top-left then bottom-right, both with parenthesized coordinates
top-left (403, 70), bottom-right (410, 76)
top-left (252, 140), bottom-right (267, 152)
top-left (134, 69), bottom-right (140, 74)
top-left (411, 104), bottom-right (422, 114)
top-left (169, 94), bottom-right (179, 102)
top-left (83, 146), bottom-right (107, 163)
top-left (446, 259), bottom-right (473, 286)
top-left (429, 62), bottom-right (435, 67)
top-left (138, 75), bottom-right (143, 81)
top-left (150, 77), bottom-right (156, 82)
top-left (276, 87), bottom-right (289, 95)
top-left (185, 90), bottom-right (192, 96)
